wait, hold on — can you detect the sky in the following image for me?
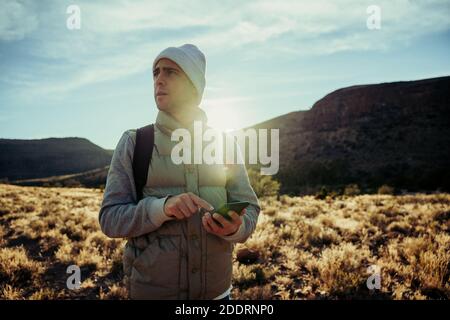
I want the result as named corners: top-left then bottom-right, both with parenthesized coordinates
top-left (0, 0), bottom-right (449, 150)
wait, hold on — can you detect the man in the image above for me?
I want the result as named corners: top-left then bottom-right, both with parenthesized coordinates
top-left (99, 44), bottom-right (260, 300)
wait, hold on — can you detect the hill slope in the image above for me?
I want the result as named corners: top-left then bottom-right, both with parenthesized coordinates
top-left (247, 76), bottom-right (450, 193)
top-left (0, 138), bottom-right (113, 181)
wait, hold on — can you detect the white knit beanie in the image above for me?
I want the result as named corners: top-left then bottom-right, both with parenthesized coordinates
top-left (153, 44), bottom-right (206, 103)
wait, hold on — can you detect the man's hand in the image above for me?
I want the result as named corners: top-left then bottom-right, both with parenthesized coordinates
top-left (164, 192), bottom-right (214, 220)
top-left (202, 210), bottom-right (244, 236)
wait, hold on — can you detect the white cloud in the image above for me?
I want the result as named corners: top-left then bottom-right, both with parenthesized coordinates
top-left (23, 42), bottom-right (159, 94)
top-left (0, 0), bottom-right (39, 41)
top-left (80, 1), bottom-right (217, 33)
top-left (2, 0), bottom-right (449, 94)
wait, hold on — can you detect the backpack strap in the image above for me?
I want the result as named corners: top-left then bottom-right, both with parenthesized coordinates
top-left (132, 124), bottom-right (155, 203)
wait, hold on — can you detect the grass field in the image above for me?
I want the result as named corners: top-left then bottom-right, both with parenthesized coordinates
top-left (0, 184), bottom-right (448, 299)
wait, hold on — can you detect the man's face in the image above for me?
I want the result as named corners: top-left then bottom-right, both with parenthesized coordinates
top-left (153, 58), bottom-right (198, 113)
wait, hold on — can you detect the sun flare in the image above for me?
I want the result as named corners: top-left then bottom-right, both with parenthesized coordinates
top-left (202, 97), bottom-right (250, 132)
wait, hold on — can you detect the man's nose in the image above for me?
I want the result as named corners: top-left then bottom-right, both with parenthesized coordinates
top-left (155, 72), bottom-right (166, 86)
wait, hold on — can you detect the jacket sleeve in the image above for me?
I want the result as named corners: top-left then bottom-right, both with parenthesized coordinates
top-left (219, 140), bottom-right (261, 244)
top-left (98, 130), bottom-right (174, 239)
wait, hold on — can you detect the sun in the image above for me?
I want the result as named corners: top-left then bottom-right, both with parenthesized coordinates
top-left (202, 97), bottom-right (248, 132)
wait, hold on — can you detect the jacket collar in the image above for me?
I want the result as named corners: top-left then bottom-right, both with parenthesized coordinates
top-left (155, 108), bottom-right (208, 136)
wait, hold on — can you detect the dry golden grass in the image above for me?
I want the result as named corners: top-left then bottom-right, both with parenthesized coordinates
top-left (0, 184), bottom-right (125, 299)
top-left (0, 184), bottom-right (448, 300)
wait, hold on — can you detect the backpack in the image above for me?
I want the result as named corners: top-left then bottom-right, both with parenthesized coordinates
top-left (132, 124), bottom-right (155, 202)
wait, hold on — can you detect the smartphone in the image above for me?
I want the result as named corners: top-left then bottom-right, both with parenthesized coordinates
top-left (214, 201), bottom-right (250, 222)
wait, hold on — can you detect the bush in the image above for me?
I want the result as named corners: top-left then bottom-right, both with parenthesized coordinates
top-left (315, 186), bottom-right (328, 200)
top-left (312, 243), bottom-right (371, 295)
top-left (247, 168), bottom-right (281, 198)
top-left (378, 184), bottom-right (394, 195)
top-left (63, 179), bottom-right (82, 188)
top-left (344, 184), bottom-right (360, 196)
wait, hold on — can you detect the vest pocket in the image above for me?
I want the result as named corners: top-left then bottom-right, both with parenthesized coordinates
top-left (131, 235), bottom-right (181, 290)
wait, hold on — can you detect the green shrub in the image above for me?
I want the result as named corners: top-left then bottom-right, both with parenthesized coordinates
top-left (344, 184), bottom-right (360, 196)
top-left (247, 168), bottom-right (281, 198)
top-left (315, 186), bottom-right (328, 200)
